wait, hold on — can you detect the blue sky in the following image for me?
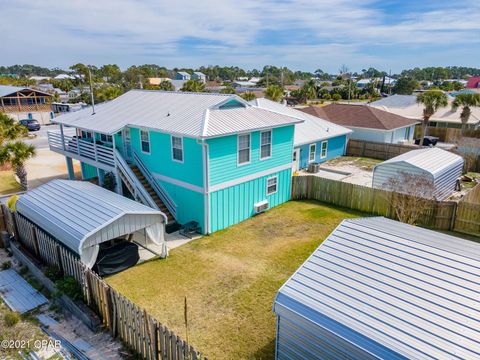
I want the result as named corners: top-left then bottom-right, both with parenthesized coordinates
top-left (1, 0), bottom-right (479, 73)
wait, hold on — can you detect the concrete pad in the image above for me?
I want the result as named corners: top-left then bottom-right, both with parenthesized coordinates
top-left (25, 149), bottom-right (82, 189)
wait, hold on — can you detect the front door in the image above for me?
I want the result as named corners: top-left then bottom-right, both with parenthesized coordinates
top-left (123, 128), bottom-right (133, 162)
top-left (292, 149), bottom-right (300, 172)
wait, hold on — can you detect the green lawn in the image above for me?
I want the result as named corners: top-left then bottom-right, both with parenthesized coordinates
top-left (107, 201), bottom-right (364, 360)
top-left (0, 171), bottom-right (20, 195)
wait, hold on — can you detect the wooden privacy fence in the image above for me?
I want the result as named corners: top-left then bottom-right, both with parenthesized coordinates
top-left (1, 206), bottom-right (206, 360)
top-left (414, 126), bottom-right (480, 143)
top-left (346, 139), bottom-right (418, 160)
top-left (292, 176), bottom-right (480, 236)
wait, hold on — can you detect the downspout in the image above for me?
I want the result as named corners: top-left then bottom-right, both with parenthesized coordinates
top-left (198, 138), bottom-right (210, 234)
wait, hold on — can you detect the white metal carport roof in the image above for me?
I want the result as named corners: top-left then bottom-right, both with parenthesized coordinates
top-left (16, 180), bottom-right (167, 268)
top-left (274, 217), bottom-right (480, 359)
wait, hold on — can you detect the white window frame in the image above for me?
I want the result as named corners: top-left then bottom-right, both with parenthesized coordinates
top-left (259, 129), bottom-right (272, 160)
top-left (237, 133), bottom-right (251, 166)
top-left (266, 176), bottom-right (278, 196)
top-left (320, 140), bottom-right (328, 159)
top-left (171, 135), bottom-right (184, 163)
top-left (140, 129), bottom-right (150, 154)
top-left (100, 133), bottom-right (113, 143)
top-left (309, 143), bottom-right (316, 163)
top-left (81, 130), bottom-right (93, 139)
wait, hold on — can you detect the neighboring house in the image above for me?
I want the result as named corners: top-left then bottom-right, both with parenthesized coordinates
top-left (251, 98), bottom-right (352, 171)
top-left (466, 76), bottom-right (480, 89)
top-left (372, 147), bottom-right (463, 200)
top-left (273, 217), bottom-right (480, 360)
top-left (54, 73), bottom-right (75, 80)
top-left (191, 72), bottom-right (206, 83)
top-left (0, 85), bottom-right (54, 124)
top-left (299, 104), bottom-right (418, 144)
top-left (175, 72), bottom-right (191, 80)
top-left (356, 76), bottom-right (396, 89)
top-left (170, 80), bottom-right (188, 91)
top-left (49, 90), bottom-right (303, 234)
top-left (29, 75), bottom-right (51, 82)
top-left (233, 81), bottom-right (257, 88)
top-left (371, 94), bottom-right (480, 129)
top-left (51, 102), bottom-right (87, 113)
top-left (148, 77), bottom-right (171, 86)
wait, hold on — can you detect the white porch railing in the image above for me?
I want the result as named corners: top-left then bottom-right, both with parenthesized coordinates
top-left (133, 150), bottom-right (177, 219)
top-left (47, 130), bottom-right (115, 169)
top-left (114, 149), bottom-right (167, 220)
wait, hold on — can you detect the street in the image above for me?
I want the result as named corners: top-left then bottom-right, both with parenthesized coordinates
top-left (24, 124), bottom-right (59, 150)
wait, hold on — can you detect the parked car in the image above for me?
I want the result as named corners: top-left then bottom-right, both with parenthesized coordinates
top-left (19, 119), bottom-right (41, 131)
top-left (415, 136), bottom-right (438, 147)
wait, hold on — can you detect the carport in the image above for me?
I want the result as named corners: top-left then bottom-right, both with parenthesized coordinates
top-left (16, 180), bottom-right (168, 269)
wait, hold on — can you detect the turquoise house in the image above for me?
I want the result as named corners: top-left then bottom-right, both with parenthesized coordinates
top-left (250, 99), bottom-right (352, 172)
top-left (49, 91), bottom-right (303, 234)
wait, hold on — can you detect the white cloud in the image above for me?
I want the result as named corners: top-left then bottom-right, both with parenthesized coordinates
top-left (1, 0), bottom-right (479, 71)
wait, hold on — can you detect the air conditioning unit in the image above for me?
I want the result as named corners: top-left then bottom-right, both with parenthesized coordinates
top-left (308, 162), bottom-right (320, 173)
top-left (254, 200), bottom-right (269, 214)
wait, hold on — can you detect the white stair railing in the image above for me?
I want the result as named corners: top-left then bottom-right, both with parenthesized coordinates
top-left (133, 150), bottom-right (177, 219)
top-left (114, 149), bottom-right (162, 213)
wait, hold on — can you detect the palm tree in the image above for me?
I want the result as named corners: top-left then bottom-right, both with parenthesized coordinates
top-left (264, 85), bottom-right (284, 102)
top-left (241, 92), bottom-right (256, 101)
top-left (0, 141), bottom-right (36, 191)
top-left (416, 90), bottom-right (448, 146)
top-left (0, 113), bottom-right (27, 144)
top-left (452, 93), bottom-right (480, 136)
top-left (301, 80), bottom-right (318, 101)
top-left (159, 81), bottom-right (175, 91)
top-left (180, 80), bottom-right (205, 92)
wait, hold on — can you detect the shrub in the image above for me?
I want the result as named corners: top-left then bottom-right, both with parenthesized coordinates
top-left (1, 261), bottom-right (11, 270)
top-left (44, 266), bottom-right (63, 281)
top-left (55, 276), bottom-right (83, 301)
top-left (332, 94), bottom-right (342, 101)
top-left (4, 311), bottom-right (20, 327)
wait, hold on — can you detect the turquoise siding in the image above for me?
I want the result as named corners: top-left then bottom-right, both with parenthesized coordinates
top-left (114, 132), bottom-right (124, 156)
top-left (208, 125), bottom-right (294, 186)
top-left (209, 168), bottom-right (291, 232)
top-left (81, 162), bottom-right (97, 180)
top-left (130, 127), bottom-right (204, 187)
top-left (159, 180), bottom-right (205, 231)
top-left (297, 135), bottom-right (346, 169)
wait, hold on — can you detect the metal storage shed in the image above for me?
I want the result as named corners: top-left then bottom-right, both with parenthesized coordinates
top-left (273, 217), bottom-right (480, 360)
top-left (372, 147), bottom-right (463, 200)
top-left (16, 180), bottom-right (167, 268)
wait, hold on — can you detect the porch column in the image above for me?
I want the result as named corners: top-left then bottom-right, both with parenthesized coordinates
top-left (66, 157), bottom-right (75, 179)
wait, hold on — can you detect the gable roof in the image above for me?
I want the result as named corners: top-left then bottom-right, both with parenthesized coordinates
top-left (274, 217), bottom-right (480, 360)
top-left (371, 94), bottom-right (480, 125)
top-left (53, 90), bottom-right (302, 138)
top-left (378, 147), bottom-right (463, 177)
top-left (0, 85), bottom-right (51, 98)
top-left (249, 98), bottom-right (351, 146)
top-left (466, 76), bottom-right (480, 89)
top-left (299, 103), bottom-right (418, 130)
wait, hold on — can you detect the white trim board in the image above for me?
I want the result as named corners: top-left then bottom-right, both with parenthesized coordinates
top-left (152, 173), bottom-right (204, 194)
top-left (209, 163), bottom-right (291, 192)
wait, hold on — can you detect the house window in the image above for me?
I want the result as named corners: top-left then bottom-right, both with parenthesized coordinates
top-left (171, 136), bottom-right (183, 162)
top-left (309, 144), bottom-right (316, 162)
top-left (260, 130), bottom-right (272, 159)
top-left (405, 126), bottom-right (411, 140)
top-left (140, 130), bottom-right (150, 154)
top-left (266, 176), bottom-right (278, 195)
top-left (238, 133), bottom-right (251, 165)
top-left (81, 130), bottom-right (93, 139)
top-left (320, 141), bottom-right (328, 159)
top-left (100, 133), bottom-right (113, 143)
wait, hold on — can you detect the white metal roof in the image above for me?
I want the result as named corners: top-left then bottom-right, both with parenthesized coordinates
top-left (250, 98), bottom-right (352, 146)
top-left (275, 217), bottom-right (480, 359)
top-left (370, 94), bottom-right (480, 125)
top-left (379, 147), bottom-right (463, 178)
top-left (16, 180), bottom-right (166, 267)
top-left (53, 90), bottom-right (302, 138)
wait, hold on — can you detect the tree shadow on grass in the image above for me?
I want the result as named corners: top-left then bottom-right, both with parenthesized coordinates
top-left (251, 337), bottom-right (276, 360)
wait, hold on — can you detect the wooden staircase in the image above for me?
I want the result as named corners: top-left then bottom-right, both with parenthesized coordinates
top-left (130, 165), bottom-right (176, 224)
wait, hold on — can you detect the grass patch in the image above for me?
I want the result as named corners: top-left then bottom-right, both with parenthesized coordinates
top-left (325, 156), bottom-right (382, 171)
top-left (107, 201), bottom-right (365, 360)
top-left (0, 170), bottom-right (20, 195)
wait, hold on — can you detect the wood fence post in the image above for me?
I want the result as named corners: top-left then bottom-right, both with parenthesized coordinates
top-left (450, 202), bottom-right (458, 231)
top-left (55, 245), bottom-right (64, 275)
top-left (12, 212), bottom-right (20, 241)
top-left (105, 285), bottom-right (115, 334)
top-left (31, 226), bottom-right (40, 258)
top-left (83, 269), bottom-right (92, 306)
